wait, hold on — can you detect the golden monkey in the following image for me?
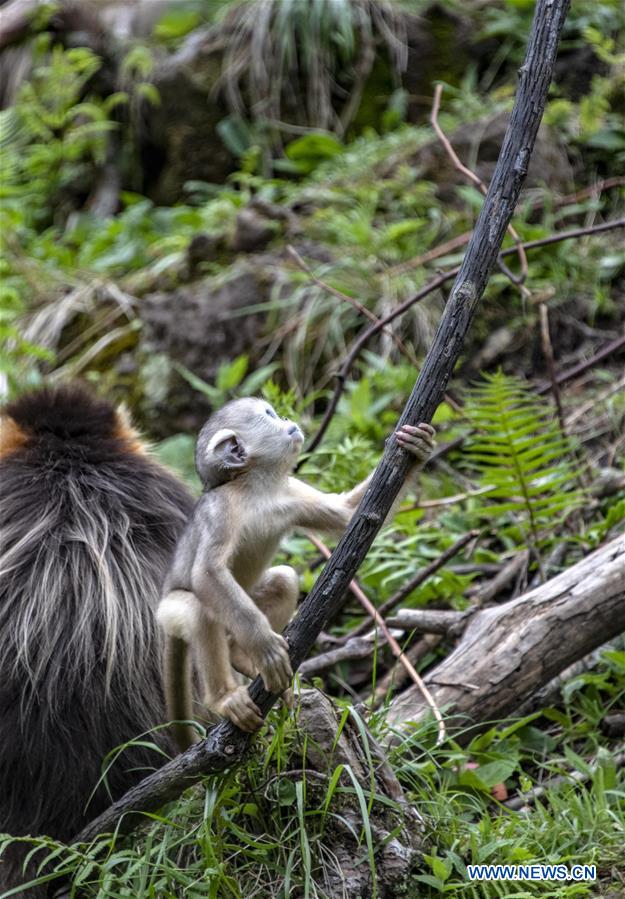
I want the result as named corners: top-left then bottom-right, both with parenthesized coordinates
top-left (0, 383), bottom-right (194, 895)
top-left (157, 397), bottom-right (435, 749)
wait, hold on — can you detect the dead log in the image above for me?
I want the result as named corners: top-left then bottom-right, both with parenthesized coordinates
top-left (386, 535), bottom-right (625, 737)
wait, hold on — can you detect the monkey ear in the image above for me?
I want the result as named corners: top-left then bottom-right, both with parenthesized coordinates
top-left (208, 428), bottom-right (249, 472)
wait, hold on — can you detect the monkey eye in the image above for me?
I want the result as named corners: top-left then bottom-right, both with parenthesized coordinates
top-left (265, 408), bottom-right (278, 419)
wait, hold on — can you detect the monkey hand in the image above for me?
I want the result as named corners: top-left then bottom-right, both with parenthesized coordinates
top-left (217, 686), bottom-right (264, 732)
top-left (251, 628), bottom-right (293, 694)
top-left (395, 422), bottom-right (436, 466)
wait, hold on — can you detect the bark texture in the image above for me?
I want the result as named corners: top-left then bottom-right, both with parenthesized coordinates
top-left (387, 535), bottom-right (625, 734)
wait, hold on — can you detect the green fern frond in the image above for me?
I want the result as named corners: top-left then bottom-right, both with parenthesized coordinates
top-left (464, 370), bottom-right (585, 548)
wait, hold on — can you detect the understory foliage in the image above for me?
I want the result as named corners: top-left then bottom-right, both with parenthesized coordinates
top-left (0, 1), bottom-right (624, 896)
top-left (464, 371), bottom-right (584, 550)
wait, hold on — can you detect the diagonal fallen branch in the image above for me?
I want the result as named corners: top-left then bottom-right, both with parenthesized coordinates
top-left (72, 0), bottom-right (571, 845)
top-left (386, 535), bottom-right (625, 736)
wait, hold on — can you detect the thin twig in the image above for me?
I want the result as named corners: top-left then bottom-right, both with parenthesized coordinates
top-left (565, 372), bottom-right (625, 426)
top-left (431, 84), bottom-right (529, 288)
top-left (402, 485), bottom-right (495, 509)
top-left (538, 303), bottom-right (566, 431)
top-left (299, 636), bottom-right (382, 678)
top-left (504, 746), bottom-right (625, 811)
top-left (286, 245), bottom-right (417, 365)
top-left (467, 550), bottom-right (530, 605)
top-left (346, 530), bottom-right (478, 640)
top-left (306, 533), bottom-right (447, 745)
top-left (302, 217), bottom-right (625, 458)
top-left (537, 329), bottom-right (625, 393)
top-left (386, 609), bottom-right (471, 635)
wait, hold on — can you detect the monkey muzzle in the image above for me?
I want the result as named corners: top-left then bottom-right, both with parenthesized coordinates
top-left (286, 423), bottom-right (305, 445)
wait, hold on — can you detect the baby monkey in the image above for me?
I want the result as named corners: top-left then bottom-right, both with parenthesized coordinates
top-left (158, 397), bottom-right (435, 748)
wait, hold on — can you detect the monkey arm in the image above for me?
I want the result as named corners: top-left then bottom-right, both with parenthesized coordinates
top-left (192, 558), bottom-right (272, 644)
top-left (286, 477), bottom-right (358, 535)
top-left (287, 423), bottom-right (435, 535)
top-left (190, 544), bottom-right (292, 694)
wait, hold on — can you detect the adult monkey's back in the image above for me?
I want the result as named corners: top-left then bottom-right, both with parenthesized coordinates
top-left (0, 383), bottom-right (194, 895)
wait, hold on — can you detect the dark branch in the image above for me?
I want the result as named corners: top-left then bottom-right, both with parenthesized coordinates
top-left (303, 215), bottom-right (624, 457)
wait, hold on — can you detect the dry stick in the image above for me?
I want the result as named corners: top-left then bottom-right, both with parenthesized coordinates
top-left (566, 372), bottom-right (625, 427)
top-left (286, 244), bottom-right (417, 365)
top-left (468, 550), bottom-right (530, 605)
top-left (431, 83), bottom-right (529, 288)
top-left (346, 530), bottom-right (478, 640)
top-left (537, 329), bottom-right (625, 393)
top-left (72, 0), bottom-right (571, 844)
top-left (538, 302), bottom-right (591, 502)
top-left (386, 609), bottom-right (470, 635)
top-left (504, 746), bottom-right (625, 811)
top-left (414, 485), bottom-right (494, 508)
top-left (538, 303), bottom-right (566, 431)
top-left (306, 533), bottom-right (447, 745)
top-left (299, 637), bottom-right (380, 678)
top-left (387, 176), bottom-right (625, 278)
top-left (303, 216), bottom-right (624, 459)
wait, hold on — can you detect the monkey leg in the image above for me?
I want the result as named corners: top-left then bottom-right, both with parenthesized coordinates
top-left (230, 565), bottom-right (298, 705)
top-left (193, 612), bottom-right (265, 733)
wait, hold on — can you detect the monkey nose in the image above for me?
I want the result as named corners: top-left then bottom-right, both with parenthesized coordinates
top-left (287, 423), bottom-right (304, 442)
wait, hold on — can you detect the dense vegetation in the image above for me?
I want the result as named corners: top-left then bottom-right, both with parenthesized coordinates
top-left (0, 0), bottom-right (624, 896)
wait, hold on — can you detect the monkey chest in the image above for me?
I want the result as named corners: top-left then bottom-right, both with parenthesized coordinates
top-left (230, 528), bottom-right (284, 590)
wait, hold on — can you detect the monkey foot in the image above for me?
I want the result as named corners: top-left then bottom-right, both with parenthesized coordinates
top-left (218, 685), bottom-right (264, 732)
top-left (281, 687), bottom-right (294, 710)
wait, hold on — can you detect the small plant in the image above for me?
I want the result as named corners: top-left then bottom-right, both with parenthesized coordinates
top-left (464, 371), bottom-right (585, 552)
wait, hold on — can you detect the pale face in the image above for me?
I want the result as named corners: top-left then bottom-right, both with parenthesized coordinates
top-left (196, 397), bottom-right (305, 485)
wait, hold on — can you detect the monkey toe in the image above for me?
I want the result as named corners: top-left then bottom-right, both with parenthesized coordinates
top-left (261, 668), bottom-right (290, 694)
top-left (281, 687), bottom-right (295, 710)
top-left (257, 634), bottom-right (292, 693)
top-left (220, 687), bottom-right (263, 732)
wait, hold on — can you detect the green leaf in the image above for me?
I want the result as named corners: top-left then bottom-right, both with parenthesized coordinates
top-left (217, 355), bottom-right (249, 391)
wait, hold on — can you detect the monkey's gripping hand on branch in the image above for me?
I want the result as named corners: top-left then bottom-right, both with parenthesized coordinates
top-left (157, 398), bottom-right (435, 749)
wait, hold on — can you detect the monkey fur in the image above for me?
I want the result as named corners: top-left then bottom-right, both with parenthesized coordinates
top-left (0, 383), bottom-right (194, 895)
top-left (158, 397), bottom-right (435, 748)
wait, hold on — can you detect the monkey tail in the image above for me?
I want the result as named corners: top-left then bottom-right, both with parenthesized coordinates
top-left (163, 634), bottom-right (199, 752)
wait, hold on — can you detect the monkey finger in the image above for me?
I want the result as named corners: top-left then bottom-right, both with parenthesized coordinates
top-left (401, 422), bottom-right (435, 436)
top-left (395, 434), bottom-right (435, 461)
top-left (396, 423), bottom-right (436, 443)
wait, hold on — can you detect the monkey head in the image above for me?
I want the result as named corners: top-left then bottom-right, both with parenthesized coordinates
top-left (195, 397), bottom-right (304, 489)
